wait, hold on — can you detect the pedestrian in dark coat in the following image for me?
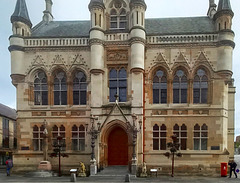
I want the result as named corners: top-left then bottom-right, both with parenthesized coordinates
top-left (5, 157), bottom-right (13, 176)
top-left (228, 160), bottom-right (237, 178)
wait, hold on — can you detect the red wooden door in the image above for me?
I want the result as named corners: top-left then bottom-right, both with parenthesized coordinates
top-left (108, 127), bottom-right (128, 165)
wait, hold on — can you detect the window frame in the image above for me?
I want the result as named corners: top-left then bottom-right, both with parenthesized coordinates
top-left (2, 118), bottom-right (9, 148)
top-left (109, 5), bottom-right (127, 30)
top-left (152, 69), bottom-right (167, 104)
top-left (52, 125), bottom-right (66, 151)
top-left (34, 71), bottom-right (48, 105)
top-left (32, 125), bottom-right (44, 151)
top-left (71, 125), bottom-right (86, 151)
top-left (193, 124), bottom-right (208, 150)
top-left (153, 124), bottom-right (167, 150)
top-left (193, 69), bottom-right (208, 104)
top-left (73, 71), bottom-right (87, 105)
top-left (173, 70), bottom-right (188, 104)
top-left (109, 68), bottom-right (127, 102)
top-left (53, 72), bottom-right (67, 105)
top-left (173, 124), bottom-right (187, 150)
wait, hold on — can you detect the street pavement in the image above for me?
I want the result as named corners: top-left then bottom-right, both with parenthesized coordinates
top-left (0, 155), bottom-right (239, 183)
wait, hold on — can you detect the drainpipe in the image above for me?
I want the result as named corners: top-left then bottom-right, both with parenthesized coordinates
top-left (143, 71), bottom-right (146, 162)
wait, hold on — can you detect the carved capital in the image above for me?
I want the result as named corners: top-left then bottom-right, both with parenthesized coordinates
top-left (11, 74), bottom-right (26, 86)
top-left (90, 69), bottom-right (105, 75)
top-left (130, 68), bottom-right (144, 74)
top-left (89, 38), bottom-right (105, 46)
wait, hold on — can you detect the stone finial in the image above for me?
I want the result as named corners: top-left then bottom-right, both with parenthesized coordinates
top-left (207, 0), bottom-right (217, 18)
top-left (43, 0), bottom-right (53, 22)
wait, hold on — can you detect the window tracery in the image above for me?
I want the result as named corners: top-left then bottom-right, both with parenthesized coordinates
top-left (34, 71), bottom-right (48, 105)
top-left (110, 0), bottom-right (127, 29)
top-left (193, 69), bottom-right (208, 104)
top-left (153, 70), bottom-right (167, 104)
top-left (54, 72), bottom-right (67, 105)
top-left (109, 68), bottom-right (127, 102)
top-left (173, 70), bottom-right (188, 103)
top-left (73, 71), bottom-right (87, 105)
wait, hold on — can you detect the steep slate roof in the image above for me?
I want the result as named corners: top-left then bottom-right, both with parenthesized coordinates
top-left (0, 103), bottom-right (17, 120)
top-left (145, 17), bottom-right (215, 35)
top-left (31, 16), bottom-right (215, 38)
top-left (32, 21), bottom-right (91, 37)
top-left (11, 0), bottom-right (32, 27)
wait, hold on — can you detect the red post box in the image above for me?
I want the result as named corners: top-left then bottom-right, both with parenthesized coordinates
top-left (221, 162), bottom-right (228, 177)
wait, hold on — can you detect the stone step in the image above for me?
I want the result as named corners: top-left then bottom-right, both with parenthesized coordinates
top-left (95, 166), bottom-right (129, 177)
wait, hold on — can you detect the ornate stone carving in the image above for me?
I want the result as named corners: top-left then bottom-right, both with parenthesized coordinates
top-left (107, 50), bottom-right (128, 62)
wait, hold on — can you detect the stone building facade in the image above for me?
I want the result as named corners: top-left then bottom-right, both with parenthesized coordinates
top-left (0, 104), bottom-right (17, 165)
top-left (9, 0), bottom-right (236, 175)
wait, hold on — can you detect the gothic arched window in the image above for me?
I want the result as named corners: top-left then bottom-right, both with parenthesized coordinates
top-left (34, 71), bottom-right (48, 105)
top-left (173, 124), bottom-right (187, 150)
top-left (153, 124), bottom-right (167, 150)
top-left (52, 125), bottom-right (66, 150)
top-left (153, 70), bottom-right (167, 104)
top-left (110, 1), bottom-right (127, 29)
top-left (109, 68), bottom-right (127, 102)
top-left (173, 70), bottom-right (188, 103)
top-left (193, 69), bottom-right (208, 104)
top-left (72, 125), bottom-right (85, 151)
top-left (73, 71), bottom-right (87, 105)
top-left (54, 72), bottom-right (67, 105)
top-left (194, 124), bottom-right (208, 150)
top-left (33, 125), bottom-right (44, 151)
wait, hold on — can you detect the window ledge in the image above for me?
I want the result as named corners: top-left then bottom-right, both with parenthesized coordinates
top-left (102, 101), bottom-right (131, 108)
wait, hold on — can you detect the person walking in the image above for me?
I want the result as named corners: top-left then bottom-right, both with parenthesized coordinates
top-left (228, 160), bottom-right (237, 178)
top-left (5, 157), bottom-right (13, 176)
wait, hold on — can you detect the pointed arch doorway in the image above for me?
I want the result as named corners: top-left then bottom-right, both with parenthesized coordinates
top-left (108, 127), bottom-right (128, 165)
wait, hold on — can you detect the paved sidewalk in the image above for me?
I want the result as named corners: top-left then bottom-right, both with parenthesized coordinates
top-left (0, 172), bottom-right (239, 183)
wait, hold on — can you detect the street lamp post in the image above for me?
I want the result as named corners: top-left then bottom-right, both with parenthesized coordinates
top-left (43, 119), bottom-right (48, 161)
top-left (86, 115), bottom-right (101, 176)
top-left (127, 113), bottom-right (142, 175)
top-left (164, 134), bottom-right (182, 177)
top-left (50, 135), bottom-right (68, 177)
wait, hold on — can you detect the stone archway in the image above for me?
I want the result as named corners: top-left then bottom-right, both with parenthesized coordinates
top-left (100, 120), bottom-right (132, 167)
top-left (108, 127), bottom-right (128, 165)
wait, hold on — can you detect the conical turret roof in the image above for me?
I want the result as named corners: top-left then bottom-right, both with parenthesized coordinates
top-left (11, 0), bottom-right (32, 27)
top-left (89, 0), bottom-right (105, 10)
top-left (217, 0), bottom-right (232, 11)
top-left (130, 0), bottom-right (147, 9)
top-left (214, 0), bottom-right (234, 19)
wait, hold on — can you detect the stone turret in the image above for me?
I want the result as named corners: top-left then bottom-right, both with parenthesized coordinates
top-left (207, 0), bottom-right (217, 18)
top-left (9, 0), bottom-right (32, 86)
top-left (43, 0), bottom-right (53, 22)
top-left (89, 0), bottom-right (105, 29)
top-left (129, 1), bottom-right (146, 172)
top-left (10, 0), bottom-right (32, 36)
top-left (88, 0), bottom-right (105, 107)
top-left (214, 0), bottom-right (234, 74)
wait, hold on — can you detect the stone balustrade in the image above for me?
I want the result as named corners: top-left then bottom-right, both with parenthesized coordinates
top-left (24, 38), bottom-right (89, 47)
top-left (147, 34), bottom-right (218, 44)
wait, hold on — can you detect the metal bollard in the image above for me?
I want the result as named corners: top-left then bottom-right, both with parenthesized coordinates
top-left (70, 173), bottom-right (76, 182)
top-left (125, 174), bottom-right (130, 182)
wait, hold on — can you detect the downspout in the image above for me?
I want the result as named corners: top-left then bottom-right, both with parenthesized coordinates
top-left (143, 70), bottom-right (146, 162)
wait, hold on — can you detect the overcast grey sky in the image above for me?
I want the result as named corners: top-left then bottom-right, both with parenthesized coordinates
top-left (0, 0), bottom-right (239, 137)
